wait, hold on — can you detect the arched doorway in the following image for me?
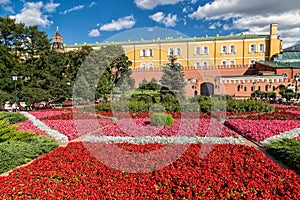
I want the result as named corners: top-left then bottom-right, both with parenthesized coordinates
top-left (200, 82), bottom-right (214, 96)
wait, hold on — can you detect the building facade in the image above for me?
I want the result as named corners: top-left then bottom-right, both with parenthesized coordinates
top-left (58, 24), bottom-right (300, 98)
top-left (64, 24), bottom-right (282, 69)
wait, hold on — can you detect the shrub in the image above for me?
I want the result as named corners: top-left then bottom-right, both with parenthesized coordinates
top-left (0, 112), bottom-right (27, 124)
top-left (150, 113), bottom-right (174, 126)
top-left (0, 138), bottom-right (58, 173)
top-left (267, 138), bottom-right (300, 174)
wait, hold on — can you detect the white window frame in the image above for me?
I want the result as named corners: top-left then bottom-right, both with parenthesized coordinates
top-left (140, 49), bottom-right (146, 57)
top-left (249, 59), bottom-right (256, 64)
top-left (195, 46), bottom-right (201, 55)
top-left (195, 62), bottom-right (201, 68)
top-left (148, 62), bottom-right (153, 69)
top-left (221, 45), bottom-right (228, 54)
top-left (140, 63), bottom-right (146, 69)
top-left (258, 43), bottom-right (265, 52)
top-left (203, 61), bottom-right (208, 67)
top-left (203, 46), bottom-right (209, 55)
top-left (147, 49), bottom-right (153, 57)
top-left (221, 60), bottom-right (228, 66)
top-left (229, 60), bottom-right (236, 66)
top-left (168, 47), bottom-right (174, 56)
top-left (249, 44), bottom-right (256, 53)
top-left (230, 45), bottom-right (236, 54)
top-left (176, 47), bottom-right (182, 56)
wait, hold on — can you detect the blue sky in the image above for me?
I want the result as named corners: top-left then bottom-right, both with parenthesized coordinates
top-left (1, 0), bottom-right (300, 48)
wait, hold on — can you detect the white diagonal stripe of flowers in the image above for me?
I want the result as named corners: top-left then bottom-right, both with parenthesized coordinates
top-left (82, 136), bottom-right (244, 144)
top-left (261, 128), bottom-right (300, 146)
top-left (20, 112), bottom-right (69, 143)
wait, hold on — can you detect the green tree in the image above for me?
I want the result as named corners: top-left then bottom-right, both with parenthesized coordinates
top-left (160, 50), bottom-right (186, 100)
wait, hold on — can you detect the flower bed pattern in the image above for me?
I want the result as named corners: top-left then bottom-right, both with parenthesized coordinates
top-left (93, 118), bottom-right (238, 138)
top-left (15, 120), bottom-right (46, 135)
top-left (225, 119), bottom-right (300, 143)
top-left (0, 142), bottom-right (299, 199)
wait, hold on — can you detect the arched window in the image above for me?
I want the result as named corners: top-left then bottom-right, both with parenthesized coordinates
top-left (140, 63), bottom-right (146, 69)
top-left (176, 47), bottom-right (182, 56)
top-left (168, 48), bottom-right (174, 56)
top-left (258, 43), bottom-right (265, 52)
top-left (148, 49), bottom-right (153, 57)
top-left (249, 44), bottom-right (256, 53)
top-left (265, 85), bottom-right (269, 91)
top-left (221, 45), bottom-right (228, 54)
top-left (221, 60), bottom-right (227, 66)
top-left (244, 86), bottom-right (247, 92)
top-left (230, 45), bottom-right (236, 54)
top-left (230, 60), bottom-right (235, 66)
top-left (140, 49), bottom-right (146, 57)
top-left (195, 62), bottom-right (201, 68)
top-left (250, 60), bottom-right (256, 64)
top-left (203, 46), bottom-right (209, 55)
top-left (237, 85), bottom-right (241, 92)
top-left (203, 61), bottom-right (208, 67)
top-left (195, 46), bottom-right (201, 55)
top-left (148, 63), bottom-right (153, 69)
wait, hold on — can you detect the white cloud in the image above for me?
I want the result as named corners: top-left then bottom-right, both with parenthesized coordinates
top-left (189, 0), bottom-right (300, 48)
top-left (44, 1), bottom-right (60, 13)
top-left (134, 0), bottom-right (182, 10)
top-left (0, 0), bottom-right (14, 13)
top-left (60, 5), bottom-right (84, 15)
top-left (149, 12), bottom-right (178, 27)
top-left (100, 15), bottom-right (136, 31)
top-left (209, 22), bottom-right (221, 30)
top-left (88, 2), bottom-right (97, 7)
top-left (88, 29), bottom-right (100, 37)
top-left (13, 2), bottom-right (52, 27)
top-left (0, 0), bottom-right (10, 4)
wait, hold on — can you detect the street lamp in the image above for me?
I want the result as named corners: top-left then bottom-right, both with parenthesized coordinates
top-left (11, 72), bottom-right (18, 104)
top-left (294, 73), bottom-right (300, 98)
top-left (95, 84), bottom-right (98, 100)
top-left (66, 80), bottom-right (71, 101)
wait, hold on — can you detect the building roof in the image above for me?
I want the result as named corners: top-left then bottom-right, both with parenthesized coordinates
top-left (274, 52), bottom-right (300, 62)
top-left (54, 26), bottom-right (61, 37)
top-left (65, 34), bottom-right (270, 48)
top-left (256, 60), bottom-right (300, 69)
top-left (284, 44), bottom-right (300, 52)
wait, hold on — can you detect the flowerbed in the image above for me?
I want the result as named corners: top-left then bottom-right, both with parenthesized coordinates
top-left (15, 120), bottom-right (45, 135)
top-left (41, 119), bottom-right (113, 140)
top-left (0, 142), bottom-right (299, 199)
top-left (225, 119), bottom-right (300, 143)
top-left (93, 118), bottom-right (238, 138)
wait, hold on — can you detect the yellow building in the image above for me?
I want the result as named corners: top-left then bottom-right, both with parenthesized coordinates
top-left (64, 24), bottom-right (282, 69)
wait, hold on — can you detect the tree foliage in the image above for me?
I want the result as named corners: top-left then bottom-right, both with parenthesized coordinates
top-left (0, 16), bottom-right (134, 105)
top-left (160, 50), bottom-right (186, 100)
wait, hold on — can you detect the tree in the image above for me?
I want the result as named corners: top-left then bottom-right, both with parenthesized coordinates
top-left (139, 78), bottom-right (160, 91)
top-left (160, 50), bottom-right (186, 100)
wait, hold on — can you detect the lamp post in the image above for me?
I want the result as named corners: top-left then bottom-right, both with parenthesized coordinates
top-left (95, 84), bottom-right (98, 100)
top-left (12, 72), bottom-right (18, 104)
top-left (294, 73), bottom-right (300, 99)
top-left (66, 80), bottom-right (71, 101)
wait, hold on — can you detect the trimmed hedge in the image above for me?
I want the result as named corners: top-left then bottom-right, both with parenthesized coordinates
top-left (0, 112), bottom-right (27, 124)
top-left (0, 119), bottom-right (58, 174)
top-left (0, 138), bottom-right (58, 173)
top-left (151, 113), bottom-right (174, 126)
top-left (267, 139), bottom-right (300, 174)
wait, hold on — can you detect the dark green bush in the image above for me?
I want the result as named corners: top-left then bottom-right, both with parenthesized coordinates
top-left (0, 112), bottom-right (27, 124)
top-left (0, 138), bottom-right (58, 173)
top-left (267, 138), bottom-right (300, 174)
top-left (226, 99), bottom-right (274, 112)
top-left (151, 113), bottom-right (174, 126)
